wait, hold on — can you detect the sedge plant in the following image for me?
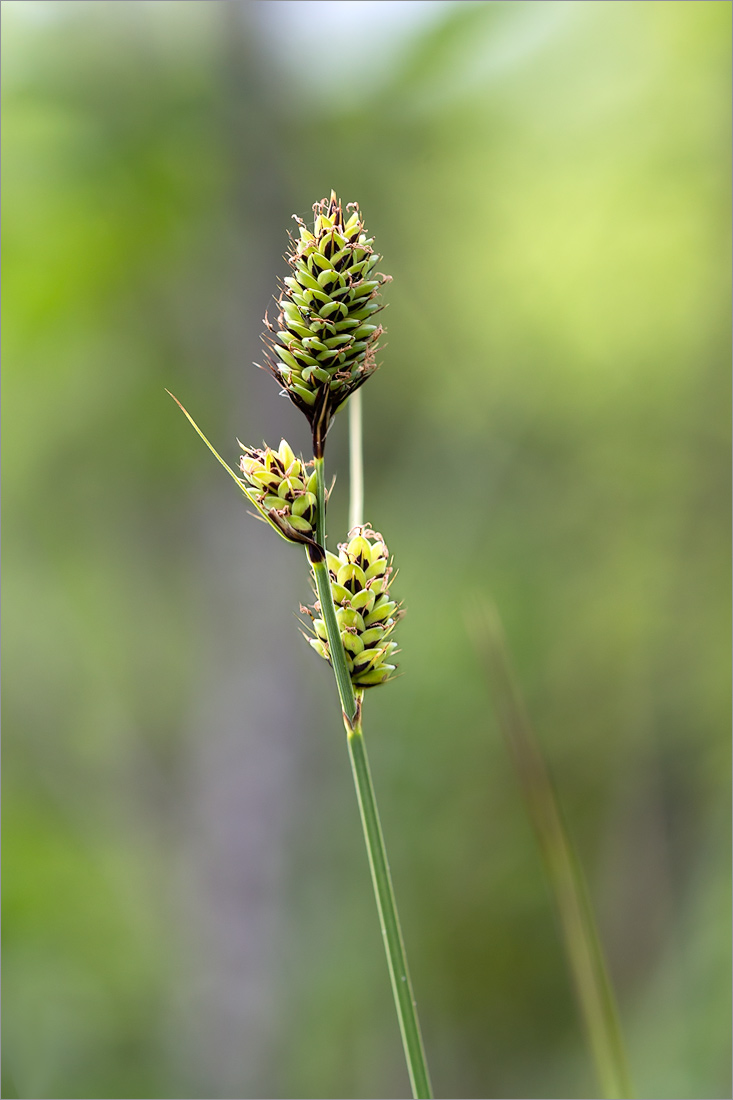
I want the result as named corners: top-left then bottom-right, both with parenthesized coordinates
top-left (169, 193), bottom-right (432, 1099)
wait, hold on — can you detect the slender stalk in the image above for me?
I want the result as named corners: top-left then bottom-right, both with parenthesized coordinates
top-left (311, 455), bottom-right (357, 723)
top-left (348, 390), bottom-right (364, 530)
top-left (310, 405), bottom-right (433, 1097)
top-left (314, 454), bottom-right (328, 548)
top-left (470, 601), bottom-right (632, 1100)
top-left (345, 700), bottom-right (433, 1099)
top-left (345, 391), bottom-right (432, 1097)
top-left (311, 554), bottom-right (356, 721)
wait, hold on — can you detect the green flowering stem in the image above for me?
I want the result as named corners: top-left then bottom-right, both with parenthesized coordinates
top-left (311, 455), bottom-right (358, 723)
top-left (343, 389), bottom-right (432, 1098)
top-left (309, 553), bottom-right (358, 723)
top-left (345, 698), bottom-right (433, 1100)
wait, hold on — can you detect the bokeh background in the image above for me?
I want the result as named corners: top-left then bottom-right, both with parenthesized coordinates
top-left (3, 2), bottom-right (730, 1098)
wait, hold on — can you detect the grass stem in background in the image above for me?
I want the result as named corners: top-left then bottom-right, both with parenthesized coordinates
top-left (469, 600), bottom-right (632, 1100)
top-left (349, 390), bottom-right (364, 530)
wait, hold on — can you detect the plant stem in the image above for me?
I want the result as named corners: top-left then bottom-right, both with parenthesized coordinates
top-left (349, 390), bottom-right (364, 530)
top-left (345, 699), bottom-right (433, 1100)
top-left (312, 456), bottom-right (357, 723)
top-left (311, 414), bottom-right (432, 1097)
top-left (346, 390), bottom-right (432, 1098)
top-left (470, 601), bottom-right (632, 1100)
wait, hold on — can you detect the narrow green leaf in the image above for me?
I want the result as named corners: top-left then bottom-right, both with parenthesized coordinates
top-left (165, 390), bottom-right (291, 541)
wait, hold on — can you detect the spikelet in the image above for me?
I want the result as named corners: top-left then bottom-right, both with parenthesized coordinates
top-left (239, 438), bottom-right (323, 546)
top-left (263, 192), bottom-right (389, 456)
top-left (303, 526), bottom-right (401, 688)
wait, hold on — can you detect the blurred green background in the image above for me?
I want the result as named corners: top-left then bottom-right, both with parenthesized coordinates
top-left (2, 2), bottom-right (730, 1098)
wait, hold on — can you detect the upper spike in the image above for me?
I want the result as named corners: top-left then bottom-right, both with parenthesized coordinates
top-left (261, 193), bottom-right (390, 457)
